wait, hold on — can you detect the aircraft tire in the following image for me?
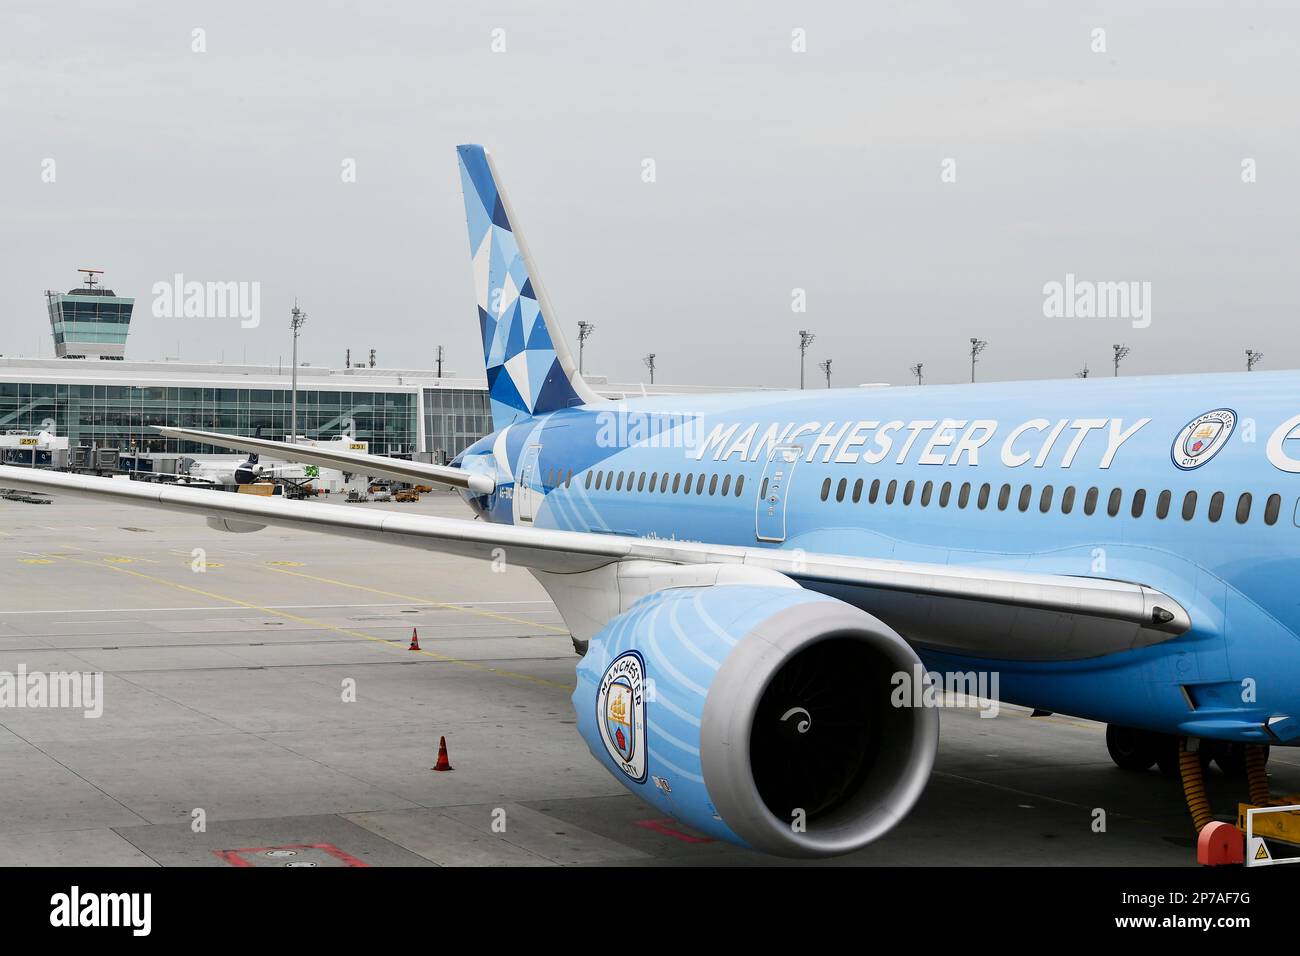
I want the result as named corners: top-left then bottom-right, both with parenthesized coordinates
top-left (1106, 724), bottom-right (1159, 772)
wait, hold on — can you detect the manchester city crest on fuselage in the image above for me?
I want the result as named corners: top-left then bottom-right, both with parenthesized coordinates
top-left (1172, 408), bottom-right (1236, 470)
top-left (597, 650), bottom-right (647, 783)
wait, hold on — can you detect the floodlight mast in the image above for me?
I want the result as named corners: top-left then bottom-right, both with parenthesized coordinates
top-left (577, 321), bottom-right (595, 375)
top-left (798, 330), bottom-right (816, 389)
top-left (290, 303), bottom-right (307, 444)
top-left (969, 338), bottom-right (988, 383)
top-left (1113, 343), bottom-right (1131, 377)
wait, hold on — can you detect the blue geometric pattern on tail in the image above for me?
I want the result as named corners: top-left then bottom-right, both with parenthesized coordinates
top-left (457, 145), bottom-right (584, 429)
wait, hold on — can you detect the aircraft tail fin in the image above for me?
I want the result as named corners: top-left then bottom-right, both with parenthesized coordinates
top-left (456, 145), bottom-right (602, 430)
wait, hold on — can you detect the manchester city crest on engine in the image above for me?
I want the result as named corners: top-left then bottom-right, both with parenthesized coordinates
top-left (597, 651), bottom-right (647, 783)
top-left (1172, 408), bottom-right (1236, 470)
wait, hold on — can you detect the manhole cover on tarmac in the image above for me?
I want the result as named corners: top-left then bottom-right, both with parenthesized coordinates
top-left (213, 843), bottom-right (368, 867)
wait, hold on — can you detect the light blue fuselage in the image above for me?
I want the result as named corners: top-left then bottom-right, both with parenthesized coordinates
top-left (454, 370), bottom-right (1300, 745)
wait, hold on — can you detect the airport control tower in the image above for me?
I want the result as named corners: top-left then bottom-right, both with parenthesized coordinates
top-left (45, 269), bottom-right (134, 359)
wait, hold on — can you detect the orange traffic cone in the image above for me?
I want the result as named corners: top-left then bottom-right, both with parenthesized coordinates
top-left (408, 628), bottom-right (420, 651)
top-left (433, 735), bottom-right (454, 772)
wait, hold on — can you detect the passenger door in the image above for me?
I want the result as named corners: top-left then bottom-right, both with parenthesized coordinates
top-left (755, 444), bottom-right (801, 543)
top-left (516, 443), bottom-right (542, 523)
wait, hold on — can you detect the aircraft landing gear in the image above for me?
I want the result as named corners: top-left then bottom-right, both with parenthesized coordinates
top-left (1105, 724), bottom-right (1159, 772)
top-left (1105, 724), bottom-right (1269, 778)
top-left (1106, 726), bottom-right (1283, 862)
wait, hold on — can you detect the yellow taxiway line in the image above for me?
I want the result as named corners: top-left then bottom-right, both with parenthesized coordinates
top-left (36, 552), bottom-right (572, 691)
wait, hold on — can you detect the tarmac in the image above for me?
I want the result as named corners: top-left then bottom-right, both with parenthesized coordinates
top-left (0, 488), bottom-right (1295, 867)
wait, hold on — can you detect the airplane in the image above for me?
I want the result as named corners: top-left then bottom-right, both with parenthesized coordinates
top-left (145, 432), bottom-right (356, 488)
top-left (170, 450), bottom-right (296, 487)
top-left (3, 144), bottom-right (1298, 859)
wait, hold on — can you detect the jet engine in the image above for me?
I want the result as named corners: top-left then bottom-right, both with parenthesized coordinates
top-left (573, 582), bottom-right (938, 857)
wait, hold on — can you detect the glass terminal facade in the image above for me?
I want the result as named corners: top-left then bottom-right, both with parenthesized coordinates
top-left (423, 387), bottom-right (494, 462)
top-left (0, 378), bottom-right (492, 458)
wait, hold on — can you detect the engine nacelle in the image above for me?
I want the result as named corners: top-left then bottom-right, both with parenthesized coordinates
top-left (573, 583), bottom-right (938, 857)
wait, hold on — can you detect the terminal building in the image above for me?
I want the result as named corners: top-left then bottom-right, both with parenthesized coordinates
top-left (5, 273), bottom-right (771, 465)
top-left (0, 356), bottom-right (489, 462)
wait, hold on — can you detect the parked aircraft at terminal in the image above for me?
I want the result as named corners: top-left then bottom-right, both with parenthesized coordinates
top-left (4, 145), bottom-right (1299, 857)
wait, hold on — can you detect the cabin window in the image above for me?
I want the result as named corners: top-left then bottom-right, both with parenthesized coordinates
top-left (1156, 490), bottom-right (1171, 518)
top-left (585, 471), bottom-right (593, 489)
top-left (870, 479), bottom-right (881, 504)
top-left (821, 478), bottom-right (832, 501)
top-left (735, 475), bottom-right (745, 497)
top-left (959, 482), bottom-right (971, 508)
top-left (616, 472), bottom-right (625, 491)
top-left (903, 480), bottom-right (915, 506)
top-left (852, 478), bottom-right (863, 503)
top-left (1181, 490), bottom-right (1197, 520)
top-left (1265, 493), bottom-right (1281, 525)
top-left (648, 472), bottom-right (658, 493)
top-left (1236, 492), bottom-right (1252, 524)
top-left (886, 479), bottom-right (898, 504)
top-left (1039, 485), bottom-right (1053, 513)
top-left (920, 481), bottom-right (933, 506)
top-left (696, 473), bottom-right (706, 495)
top-left (605, 471), bottom-right (614, 491)
top-left (1017, 484), bottom-right (1032, 512)
top-left (721, 474), bottom-right (732, 496)
top-left (1131, 488), bottom-right (1146, 518)
top-left (835, 478), bottom-right (847, 502)
top-left (1208, 491), bottom-right (1224, 522)
top-left (566, 470), bottom-right (574, 488)
top-left (709, 474), bottom-right (719, 495)
top-left (1107, 488), bottom-right (1122, 517)
top-left (684, 473), bottom-right (694, 494)
top-left (997, 484), bottom-right (1011, 511)
top-left (1061, 486), bottom-right (1075, 515)
top-left (939, 481), bottom-right (952, 507)
top-left (977, 483), bottom-right (991, 509)
top-left (1083, 487), bottom-right (1099, 515)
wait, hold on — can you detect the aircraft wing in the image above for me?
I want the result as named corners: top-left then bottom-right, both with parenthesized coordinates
top-left (153, 426), bottom-right (495, 495)
top-left (0, 464), bottom-right (1190, 662)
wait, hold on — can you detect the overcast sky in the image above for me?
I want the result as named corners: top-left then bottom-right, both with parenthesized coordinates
top-left (2, 1), bottom-right (1297, 387)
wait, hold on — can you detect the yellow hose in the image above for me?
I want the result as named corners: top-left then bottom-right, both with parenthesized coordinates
top-left (1179, 742), bottom-right (1214, 832)
top-left (1246, 745), bottom-right (1270, 806)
